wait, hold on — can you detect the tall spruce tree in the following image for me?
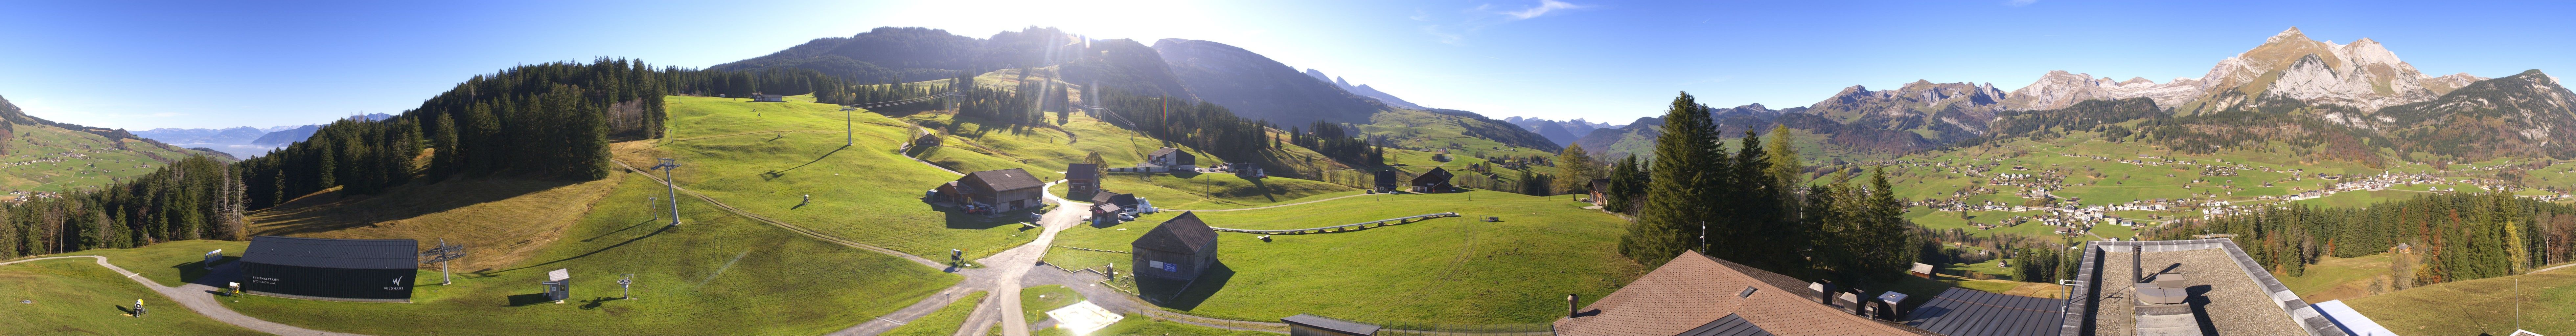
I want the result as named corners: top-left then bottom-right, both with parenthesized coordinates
top-left (1623, 92), bottom-right (1717, 267)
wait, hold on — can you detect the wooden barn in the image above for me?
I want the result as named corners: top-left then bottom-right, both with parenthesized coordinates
top-left (1587, 178), bottom-right (1610, 204)
top-left (1411, 167), bottom-right (1456, 193)
top-left (946, 168), bottom-right (1047, 212)
top-left (1147, 147), bottom-right (1197, 170)
top-left (1066, 163), bottom-right (1100, 197)
top-left (1091, 191), bottom-right (1138, 214)
top-left (1373, 170), bottom-right (1399, 193)
top-left (1132, 211), bottom-right (1219, 280)
top-left (750, 93), bottom-right (786, 102)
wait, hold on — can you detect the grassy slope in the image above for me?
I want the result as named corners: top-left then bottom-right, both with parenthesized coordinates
top-left (883, 291), bottom-right (987, 336)
top-left (1357, 109), bottom-right (1551, 159)
top-left (60, 240), bottom-right (248, 287)
top-left (0, 124), bottom-right (213, 194)
top-left (217, 172), bottom-right (959, 336)
top-left (1020, 284), bottom-right (1083, 324)
top-left (1043, 190), bottom-right (1640, 325)
top-left (900, 108), bottom-right (1358, 210)
top-left (0, 258), bottom-right (264, 336)
top-left (2345, 267), bottom-right (2575, 336)
top-left (632, 95), bottom-right (1035, 259)
top-left (1031, 314), bottom-right (1274, 336)
top-left (246, 178), bottom-right (623, 270)
top-left (2274, 254), bottom-right (2393, 303)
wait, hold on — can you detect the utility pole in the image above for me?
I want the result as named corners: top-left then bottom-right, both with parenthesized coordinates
top-left (655, 158), bottom-right (682, 227)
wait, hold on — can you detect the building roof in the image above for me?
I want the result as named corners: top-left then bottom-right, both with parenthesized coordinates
top-left (1903, 287), bottom-right (2064, 336)
top-left (1553, 250), bottom-right (1917, 336)
top-left (1279, 314), bottom-right (1383, 335)
top-left (1150, 147), bottom-right (1189, 158)
top-left (1415, 167), bottom-right (1454, 183)
top-left (962, 168), bottom-right (1046, 192)
top-left (1091, 191), bottom-right (1135, 207)
top-left (1678, 314), bottom-right (1775, 336)
top-left (1066, 163), bottom-right (1098, 180)
top-left (2310, 300), bottom-right (2396, 336)
top-left (1134, 211), bottom-right (1217, 253)
top-left (2064, 239), bottom-right (2346, 336)
top-left (240, 236), bottom-right (419, 269)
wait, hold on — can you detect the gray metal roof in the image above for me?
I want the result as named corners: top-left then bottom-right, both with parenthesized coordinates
top-left (239, 236), bottom-right (418, 269)
top-left (963, 168), bottom-right (1045, 192)
top-left (1904, 287), bottom-right (2064, 336)
top-left (1065, 163), bottom-right (1098, 180)
top-left (1676, 313), bottom-right (1775, 336)
top-left (1134, 211), bottom-right (1217, 253)
top-left (1279, 314), bottom-right (1382, 335)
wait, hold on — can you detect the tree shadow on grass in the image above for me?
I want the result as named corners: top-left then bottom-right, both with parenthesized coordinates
top-left (943, 208), bottom-right (1021, 230)
top-left (1135, 261), bottom-right (1232, 311)
top-left (250, 178), bottom-right (584, 237)
top-left (504, 293), bottom-right (556, 306)
top-left (583, 219), bottom-right (662, 242)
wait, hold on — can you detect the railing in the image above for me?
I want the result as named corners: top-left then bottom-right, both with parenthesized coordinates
top-left (1207, 212), bottom-right (1461, 235)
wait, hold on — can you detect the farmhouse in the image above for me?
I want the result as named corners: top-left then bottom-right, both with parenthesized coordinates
top-left (1373, 170), bottom-right (1399, 193)
top-left (1411, 167), bottom-right (1455, 193)
top-left (1091, 191), bottom-right (1139, 215)
top-left (1147, 147), bottom-right (1197, 170)
top-left (1131, 211), bottom-right (1219, 280)
top-left (940, 168), bottom-right (1047, 212)
top-left (238, 236), bottom-right (419, 302)
top-left (1066, 163), bottom-right (1099, 197)
top-left (1588, 178), bottom-right (1610, 204)
top-left (1552, 249), bottom-right (1921, 336)
top-left (750, 93), bottom-right (786, 102)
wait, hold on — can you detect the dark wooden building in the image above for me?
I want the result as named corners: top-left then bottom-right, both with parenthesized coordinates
top-left (238, 236), bottom-right (419, 302)
top-left (1588, 178), bottom-right (1611, 204)
top-left (1066, 163), bottom-right (1100, 197)
top-left (750, 93), bottom-right (786, 102)
top-left (1281, 314), bottom-right (1383, 336)
top-left (1147, 147), bottom-right (1197, 169)
top-left (1373, 170), bottom-right (1399, 193)
top-left (948, 168), bottom-right (1047, 211)
top-left (1091, 191), bottom-right (1138, 214)
top-left (1132, 211), bottom-right (1219, 280)
top-left (1411, 167), bottom-right (1456, 193)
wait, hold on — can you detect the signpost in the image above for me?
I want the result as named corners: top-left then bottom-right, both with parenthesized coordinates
top-left (653, 158), bottom-right (682, 227)
top-left (617, 274), bottom-right (636, 300)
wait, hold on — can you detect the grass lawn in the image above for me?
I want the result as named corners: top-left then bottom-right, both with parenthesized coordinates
top-left (2276, 254), bottom-right (2393, 303)
top-left (0, 123), bottom-right (216, 193)
top-left (882, 291), bottom-right (986, 336)
top-left (58, 240), bottom-right (249, 287)
top-left (630, 95), bottom-right (1037, 260)
top-left (216, 172), bottom-right (961, 336)
top-left (1043, 190), bottom-right (1641, 325)
top-left (246, 178), bottom-right (623, 270)
top-left (1031, 314), bottom-right (1274, 336)
top-left (0, 257), bottom-right (265, 336)
top-left (1020, 285), bottom-right (1084, 323)
top-left (2344, 267), bottom-right (2576, 336)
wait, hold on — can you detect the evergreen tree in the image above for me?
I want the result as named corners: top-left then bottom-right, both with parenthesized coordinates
top-left (1623, 92), bottom-right (1716, 267)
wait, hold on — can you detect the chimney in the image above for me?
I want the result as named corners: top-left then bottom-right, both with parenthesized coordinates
top-left (2132, 243), bottom-right (2144, 283)
top-left (1566, 294), bottom-right (1579, 318)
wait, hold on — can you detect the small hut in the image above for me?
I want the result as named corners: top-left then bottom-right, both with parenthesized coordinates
top-left (1372, 170), bottom-right (1400, 193)
top-left (1066, 163), bottom-right (1100, 196)
top-left (750, 93), bottom-right (786, 102)
top-left (1411, 167), bottom-right (1456, 193)
top-left (1132, 212), bottom-right (1219, 280)
top-left (1147, 147), bottom-right (1197, 170)
top-left (1587, 178), bottom-right (1611, 204)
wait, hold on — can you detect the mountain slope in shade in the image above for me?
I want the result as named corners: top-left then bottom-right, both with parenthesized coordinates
top-left (1152, 38), bottom-right (1387, 127)
top-left (2373, 70), bottom-right (2576, 160)
top-left (1303, 69), bottom-right (1426, 110)
top-left (1058, 38), bottom-right (1193, 98)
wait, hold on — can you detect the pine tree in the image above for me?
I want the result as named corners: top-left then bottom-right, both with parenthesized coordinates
top-left (1624, 92), bottom-right (1716, 267)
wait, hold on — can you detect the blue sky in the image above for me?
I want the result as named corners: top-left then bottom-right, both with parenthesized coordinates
top-left (1, 0), bottom-right (2570, 130)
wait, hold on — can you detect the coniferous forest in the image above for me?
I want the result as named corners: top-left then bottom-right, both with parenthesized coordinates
top-left (2154, 192), bottom-right (2576, 286)
top-left (1614, 92), bottom-right (1923, 289)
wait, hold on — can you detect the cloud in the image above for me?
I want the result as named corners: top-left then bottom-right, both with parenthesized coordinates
top-left (1417, 1), bottom-right (1589, 45)
top-left (1502, 0), bottom-right (1587, 20)
top-left (2004, 0), bottom-right (2036, 6)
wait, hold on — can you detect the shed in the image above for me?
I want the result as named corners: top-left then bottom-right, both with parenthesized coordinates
top-left (1147, 147), bottom-right (1197, 169)
top-left (1281, 314), bottom-right (1383, 336)
top-left (1131, 211), bottom-right (1219, 280)
top-left (750, 93), bottom-right (786, 102)
top-left (954, 168), bottom-right (1046, 211)
top-left (238, 236), bottom-right (418, 302)
top-left (1588, 178), bottom-right (1611, 204)
top-left (1066, 163), bottom-right (1100, 196)
top-left (1372, 170), bottom-right (1400, 192)
top-left (1411, 167), bottom-right (1456, 193)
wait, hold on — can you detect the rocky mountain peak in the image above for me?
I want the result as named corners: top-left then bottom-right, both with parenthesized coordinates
top-left (2268, 27), bottom-right (2309, 43)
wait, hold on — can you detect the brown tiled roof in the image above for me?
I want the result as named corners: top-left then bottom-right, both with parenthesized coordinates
top-left (1554, 250), bottom-right (1916, 336)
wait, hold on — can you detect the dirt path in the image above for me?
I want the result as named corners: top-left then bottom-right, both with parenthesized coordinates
top-left (1, 256), bottom-right (372, 336)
